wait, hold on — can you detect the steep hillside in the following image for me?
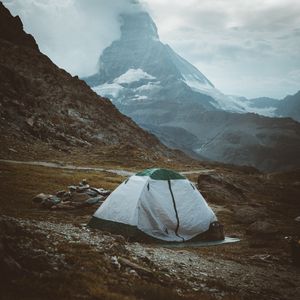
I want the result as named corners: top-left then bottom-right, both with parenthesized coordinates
top-left (0, 2), bottom-right (183, 165)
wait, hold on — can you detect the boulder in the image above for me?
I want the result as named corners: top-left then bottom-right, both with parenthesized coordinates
top-left (247, 221), bottom-right (278, 236)
top-left (234, 206), bottom-right (266, 224)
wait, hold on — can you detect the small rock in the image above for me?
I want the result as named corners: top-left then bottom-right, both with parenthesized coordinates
top-left (86, 189), bottom-right (98, 197)
top-left (41, 196), bottom-right (61, 208)
top-left (111, 256), bottom-right (121, 269)
top-left (85, 196), bottom-right (103, 205)
top-left (118, 257), bottom-right (152, 276)
top-left (68, 185), bottom-right (77, 192)
top-left (8, 148), bottom-right (18, 153)
top-left (77, 185), bottom-right (90, 192)
top-left (90, 187), bottom-right (111, 196)
top-left (294, 216), bottom-right (300, 222)
top-left (80, 179), bottom-right (88, 185)
top-left (128, 269), bottom-right (139, 277)
top-left (250, 254), bottom-right (272, 262)
top-left (56, 190), bottom-right (66, 197)
top-left (25, 117), bottom-right (34, 127)
top-left (32, 193), bottom-right (52, 204)
top-left (70, 192), bottom-right (90, 202)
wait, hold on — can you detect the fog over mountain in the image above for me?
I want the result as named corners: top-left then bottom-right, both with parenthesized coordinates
top-left (3, 0), bottom-right (300, 99)
top-left (84, 10), bottom-right (300, 172)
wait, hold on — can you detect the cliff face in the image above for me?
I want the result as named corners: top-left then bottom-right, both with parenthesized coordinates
top-left (0, 2), bottom-right (180, 164)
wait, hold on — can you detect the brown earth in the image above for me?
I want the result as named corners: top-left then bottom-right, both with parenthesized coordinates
top-left (1, 160), bottom-right (300, 300)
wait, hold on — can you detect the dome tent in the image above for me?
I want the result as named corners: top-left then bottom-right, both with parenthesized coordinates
top-left (89, 168), bottom-right (217, 242)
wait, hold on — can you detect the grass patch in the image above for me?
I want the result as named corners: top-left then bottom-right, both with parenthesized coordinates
top-left (0, 162), bottom-right (124, 218)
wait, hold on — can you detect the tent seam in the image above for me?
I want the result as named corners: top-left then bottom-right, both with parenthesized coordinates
top-left (135, 176), bottom-right (151, 229)
top-left (168, 179), bottom-right (185, 242)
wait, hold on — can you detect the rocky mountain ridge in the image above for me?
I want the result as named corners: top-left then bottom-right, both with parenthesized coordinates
top-left (0, 2), bottom-right (184, 165)
top-left (246, 92), bottom-right (300, 122)
top-left (276, 91), bottom-right (300, 122)
top-left (84, 10), bottom-right (300, 171)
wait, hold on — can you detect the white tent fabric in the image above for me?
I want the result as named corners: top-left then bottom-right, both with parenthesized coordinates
top-left (93, 174), bottom-right (217, 242)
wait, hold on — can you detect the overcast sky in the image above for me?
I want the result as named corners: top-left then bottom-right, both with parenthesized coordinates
top-left (3, 0), bottom-right (300, 99)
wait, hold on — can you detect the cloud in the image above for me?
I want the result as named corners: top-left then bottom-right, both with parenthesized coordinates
top-left (3, 0), bottom-right (143, 76)
top-left (2, 0), bottom-right (300, 98)
top-left (145, 0), bottom-right (300, 98)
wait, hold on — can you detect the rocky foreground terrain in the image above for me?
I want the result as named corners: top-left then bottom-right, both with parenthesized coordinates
top-left (1, 160), bottom-right (300, 300)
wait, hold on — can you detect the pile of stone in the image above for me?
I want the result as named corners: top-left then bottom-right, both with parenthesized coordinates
top-left (32, 179), bottom-right (111, 210)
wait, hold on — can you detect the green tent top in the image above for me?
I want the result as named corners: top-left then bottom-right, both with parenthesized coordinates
top-left (136, 168), bottom-right (186, 180)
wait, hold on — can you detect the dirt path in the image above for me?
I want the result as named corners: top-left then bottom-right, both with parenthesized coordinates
top-left (0, 159), bottom-right (215, 177)
top-left (0, 159), bottom-right (135, 176)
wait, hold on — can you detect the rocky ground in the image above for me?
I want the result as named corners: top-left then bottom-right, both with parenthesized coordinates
top-left (1, 160), bottom-right (300, 300)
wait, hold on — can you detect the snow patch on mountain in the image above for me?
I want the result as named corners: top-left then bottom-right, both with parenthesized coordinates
top-left (132, 95), bottom-right (148, 101)
top-left (182, 75), bottom-right (278, 117)
top-left (135, 82), bottom-right (161, 92)
top-left (92, 68), bottom-right (159, 100)
top-left (114, 68), bottom-right (155, 85)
